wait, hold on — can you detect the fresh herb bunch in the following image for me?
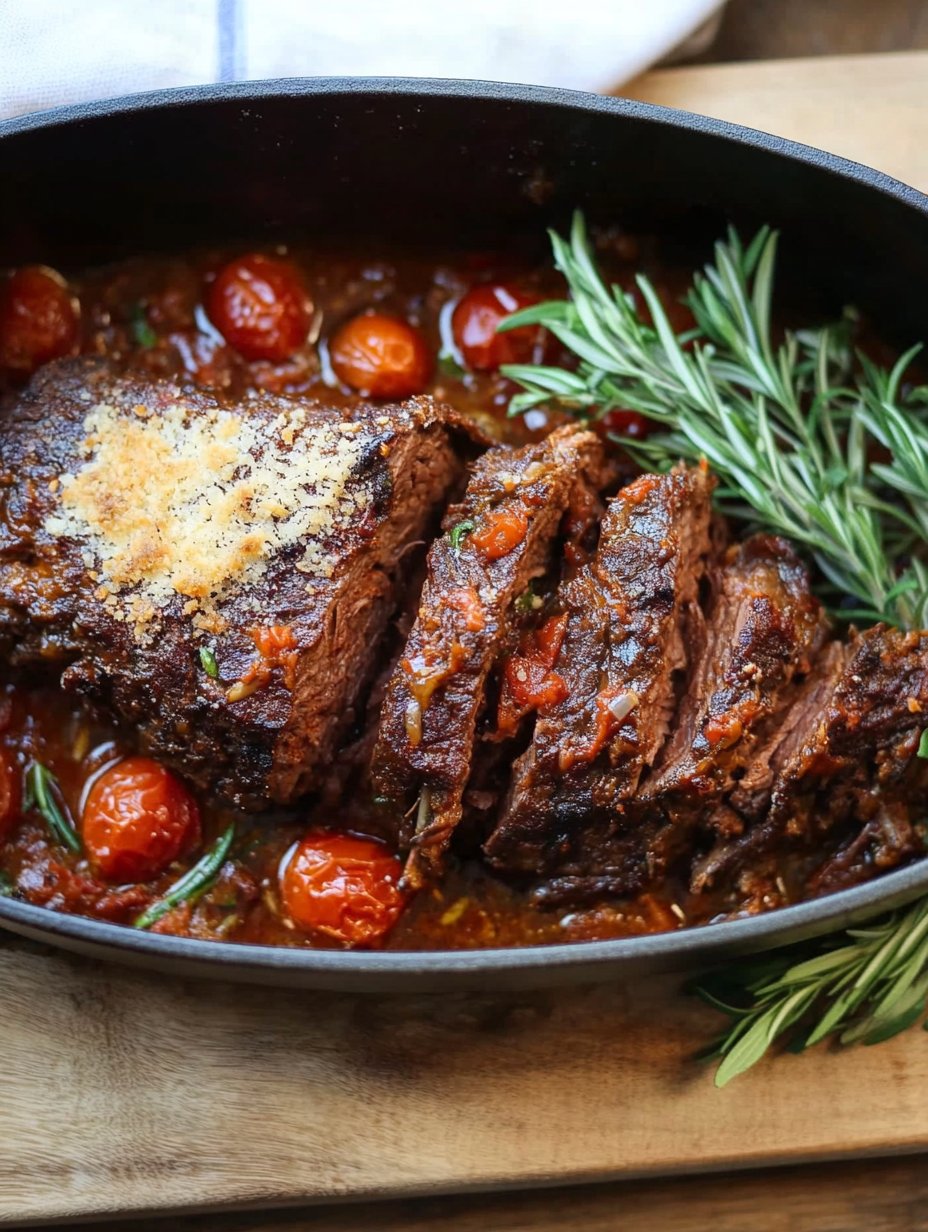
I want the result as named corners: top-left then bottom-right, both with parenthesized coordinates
top-left (501, 212), bottom-right (928, 628)
top-left (501, 213), bottom-right (928, 1079)
top-left (697, 897), bottom-right (928, 1087)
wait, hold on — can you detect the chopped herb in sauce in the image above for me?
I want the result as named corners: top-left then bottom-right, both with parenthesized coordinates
top-left (24, 762), bottom-right (80, 853)
top-left (0, 870), bottom-right (13, 896)
top-left (449, 519), bottom-right (475, 551)
top-left (134, 824), bottom-right (235, 930)
top-left (515, 583), bottom-right (542, 614)
top-left (130, 302), bottom-right (158, 349)
top-left (437, 353), bottom-right (466, 380)
top-left (199, 645), bottom-right (220, 679)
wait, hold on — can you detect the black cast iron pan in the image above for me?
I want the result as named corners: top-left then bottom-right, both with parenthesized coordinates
top-left (2, 77), bottom-right (928, 991)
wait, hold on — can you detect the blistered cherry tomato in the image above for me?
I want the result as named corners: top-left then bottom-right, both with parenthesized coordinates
top-left (0, 749), bottom-right (19, 842)
top-left (207, 253), bottom-right (312, 362)
top-left (0, 266), bottom-right (79, 375)
top-left (451, 283), bottom-right (543, 371)
top-left (280, 831), bottom-right (407, 946)
top-left (601, 408), bottom-right (652, 440)
top-left (329, 312), bottom-right (432, 398)
top-left (82, 757), bottom-right (200, 883)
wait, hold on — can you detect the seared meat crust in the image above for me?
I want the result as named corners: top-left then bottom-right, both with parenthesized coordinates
top-left (0, 359), bottom-right (468, 807)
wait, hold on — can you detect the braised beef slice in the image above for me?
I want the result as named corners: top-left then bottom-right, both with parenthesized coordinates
top-left (693, 626), bottom-right (928, 901)
top-left (451, 469), bottom-right (611, 842)
top-left (641, 534), bottom-right (827, 817)
top-left (0, 358), bottom-right (470, 808)
top-left (371, 424), bottom-right (607, 887)
top-left (484, 464), bottom-right (713, 879)
top-left (689, 640), bottom-right (848, 894)
top-left (770, 625), bottom-right (928, 860)
top-left (533, 532), bottom-right (826, 907)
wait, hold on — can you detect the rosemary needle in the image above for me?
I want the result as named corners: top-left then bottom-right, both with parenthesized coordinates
top-left (134, 824), bottom-right (235, 930)
top-left (449, 519), bottom-right (475, 551)
top-left (199, 645), bottom-right (220, 679)
top-left (24, 762), bottom-right (80, 853)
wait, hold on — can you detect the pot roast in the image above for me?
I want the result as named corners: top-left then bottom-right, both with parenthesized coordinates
top-left (2, 359), bottom-right (926, 910)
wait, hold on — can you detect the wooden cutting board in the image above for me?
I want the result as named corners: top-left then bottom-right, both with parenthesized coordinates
top-left (4, 51), bottom-right (928, 1226)
top-left (3, 931), bottom-right (928, 1224)
top-left (622, 51), bottom-right (928, 192)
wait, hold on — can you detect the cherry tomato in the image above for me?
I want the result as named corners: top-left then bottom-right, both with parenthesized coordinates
top-left (451, 283), bottom-right (543, 371)
top-left (601, 408), bottom-right (652, 440)
top-left (0, 265), bottom-right (79, 375)
top-left (329, 312), bottom-right (432, 398)
top-left (82, 757), bottom-right (200, 884)
top-left (0, 749), bottom-right (20, 842)
top-left (207, 253), bottom-right (312, 362)
top-left (280, 831), bottom-right (407, 946)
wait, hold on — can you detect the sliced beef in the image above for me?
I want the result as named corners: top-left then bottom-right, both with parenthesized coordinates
top-left (371, 424), bottom-right (607, 887)
top-left (0, 358), bottom-right (470, 807)
top-left (725, 640), bottom-right (849, 825)
top-left (768, 624), bottom-right (928, 847)
top-left (689, 640), bottom-right (848, 893)
top-left (532, 532), bottom-right (826, 906)
top-left (484, 465), bottom-right (713, 880)
top-left (693, 626), bottom-right (928, 900)
top-left (640, 534), bottom-right (827, 820)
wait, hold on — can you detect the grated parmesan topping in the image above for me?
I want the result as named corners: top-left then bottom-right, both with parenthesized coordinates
top-left (45, 398), bottom-right (374, 633)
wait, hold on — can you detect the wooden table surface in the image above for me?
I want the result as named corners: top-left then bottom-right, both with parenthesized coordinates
top-left (9, 16), bottom-right (928, 1232)
top-left (62, 1154), bottom-right (928, 1232)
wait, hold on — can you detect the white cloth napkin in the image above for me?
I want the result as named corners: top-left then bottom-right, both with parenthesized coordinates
top-left (0, 0), bottom-right (724, 120)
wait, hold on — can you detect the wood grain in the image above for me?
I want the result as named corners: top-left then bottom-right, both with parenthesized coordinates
top-left (623, 51), bottom-right (928, 193)
top-left (71, 1153), bottom-right (928, 1232)
top-left (2, 933), bottom-right (928, 1223)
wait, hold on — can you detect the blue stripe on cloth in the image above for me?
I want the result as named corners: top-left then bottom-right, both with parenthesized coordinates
top-left (217, 0), bottom-right (241, 82)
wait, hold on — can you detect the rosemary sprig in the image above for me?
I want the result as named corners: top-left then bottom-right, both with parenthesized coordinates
top-left (24, 762), bottom-right (80, 853)
top-left (134, 824), bottom-right (235, 930)
top-left (857, 353), bottom-right (928, 544)
top-left (501, 212), bottom-right (928, 627)
top-left (695, 896), bottom-right (928, 1086)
